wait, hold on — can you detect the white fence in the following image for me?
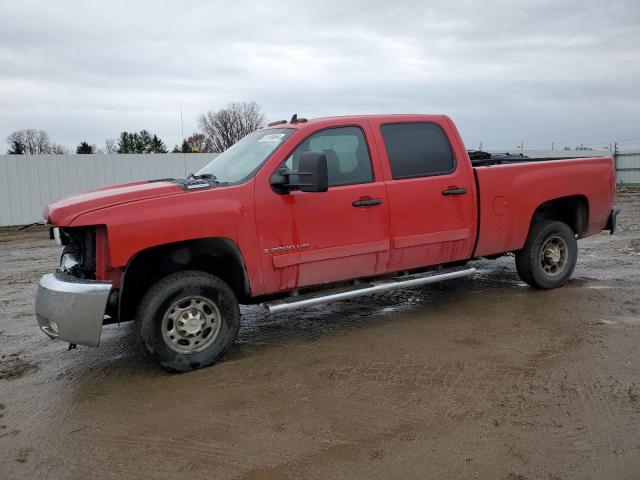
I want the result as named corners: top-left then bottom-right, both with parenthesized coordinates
top-left (615, 152), bottom-right (640, 185)
top-left (1, 150), bottom-right (637, 227)
top-left (0, 153), bottom-right (215, 227)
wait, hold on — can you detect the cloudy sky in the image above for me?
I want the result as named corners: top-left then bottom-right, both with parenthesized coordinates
top-left (1, 0), bottom-right (639, 152)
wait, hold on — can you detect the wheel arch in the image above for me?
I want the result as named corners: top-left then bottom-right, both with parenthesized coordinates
top-left (530, 195), bottom-right (589, 238)
top-left (119, 237), bottom-right (250, 322)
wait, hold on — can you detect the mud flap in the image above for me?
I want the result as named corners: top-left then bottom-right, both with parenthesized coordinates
top-left (605, 208), bottom-right (619, 234)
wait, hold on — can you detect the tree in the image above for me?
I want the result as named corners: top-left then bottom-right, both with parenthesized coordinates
top-left (150, 135), bottom-right (168, 153)
top-left (197, 101), bottom-right (266, 152)
top-left (186, 133), bottom-right (211, 153)
top-left (138, 130), bottom-right (152, 152)
top-left (76, 141), bottom-right (94, 154)
top-left (104, 138), bottom-right (116, 153)
top-left (50, 144), bottom-right (68, 154)
top-left (6, 129), bottom-right (67, 154)
top-left (7, 129), bottom-right (51, 154)
top-left (116, 131), bottom-right (130, 153)
top-left (116, 130), bottom-right (168, 153)
top-left (171, 140), bottom-right (191, 153)
top-left (7, 139), bottom-right (25, 154)
top-left (132, 132), bottom-right (144, 153)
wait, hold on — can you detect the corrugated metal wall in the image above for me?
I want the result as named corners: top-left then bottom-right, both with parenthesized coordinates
top-left (615, 152), bottom-right (640, 185)
top-left (0, 153), bottom-right (216, 226)
top-left (1, 151), bottom-right (637, 227)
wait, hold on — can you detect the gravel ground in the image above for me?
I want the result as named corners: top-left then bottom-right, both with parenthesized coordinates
top-left (0, 192), bottom-right (639, 480)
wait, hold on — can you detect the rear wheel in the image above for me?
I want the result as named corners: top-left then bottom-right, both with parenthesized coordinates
top-left (515, 220), bottom-right (577, 289)
top-left (136, 271), bottom-right (240, 372)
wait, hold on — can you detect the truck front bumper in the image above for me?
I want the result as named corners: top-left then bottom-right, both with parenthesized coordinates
top-left (35, 272), bottom-right (112, 347)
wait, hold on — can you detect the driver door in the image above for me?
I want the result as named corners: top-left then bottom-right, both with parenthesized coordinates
top-left (254, 122), bottom-right (390, 294)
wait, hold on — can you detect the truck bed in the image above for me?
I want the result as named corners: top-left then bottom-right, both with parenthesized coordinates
top-left (472, 156), bottom-right (616, 258)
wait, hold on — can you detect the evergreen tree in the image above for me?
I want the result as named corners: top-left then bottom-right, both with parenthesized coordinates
top-left (115, 130), bottom-right (169, 154)
top-left (181, 139), bottom-right (191, 153)
top-left (127, 132), bottom-right (135, 152)
top-left (150, 135), bottom-right (168, 153)
top-left (7, 139), bottom-right (25, 154)
top-left (132, 133), bottom-right (144, 153)
top-left (139, 130), bottom-right (153, 152)
top-left (116, 131), bottom-right (131, 153)
top-left (76, 141), bottom-right (93, 154)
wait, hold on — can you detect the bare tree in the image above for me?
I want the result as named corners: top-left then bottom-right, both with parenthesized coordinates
top-left (104, 138), bottom-right (116, 153)
top-left (7, 129), bottom-right (50, 154)
top-left (50, 143), bottom-right (68, 154)
top-left (6, 129), bottom-right (67, 154)
top-left (198, 101), bottom-right (266, 152)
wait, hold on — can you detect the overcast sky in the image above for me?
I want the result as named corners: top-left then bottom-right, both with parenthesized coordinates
top-left (1, 0), bottom-right (639, 152)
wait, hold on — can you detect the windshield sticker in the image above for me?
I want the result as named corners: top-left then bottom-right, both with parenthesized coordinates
top-left (258, 133), bottom-right (286, 143)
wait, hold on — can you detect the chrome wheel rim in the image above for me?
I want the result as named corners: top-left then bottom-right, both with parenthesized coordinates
top-left (540, 235), bottom-right (568, 276)
top-left (161, 296), bottom-right (222, 354)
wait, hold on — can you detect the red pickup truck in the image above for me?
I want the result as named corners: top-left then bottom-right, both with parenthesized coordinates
top-left (35, 114), bottom-right (618, 371)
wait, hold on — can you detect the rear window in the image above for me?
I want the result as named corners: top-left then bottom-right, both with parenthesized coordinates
top-left (380, 123), bottom-right (455, 179)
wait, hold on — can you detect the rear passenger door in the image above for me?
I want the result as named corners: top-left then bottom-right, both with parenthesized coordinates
top-left (370, 119), bottom-right (476, 272)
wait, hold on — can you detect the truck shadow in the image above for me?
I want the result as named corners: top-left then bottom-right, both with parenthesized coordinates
top-left (60, 259), bottom-right (530, 380)
top-left (228, 260), bottom-right (524, 360)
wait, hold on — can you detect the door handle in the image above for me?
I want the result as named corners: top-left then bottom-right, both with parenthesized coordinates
top-left (352, 198), bottom-right (382, 207)
top-left (442, 187), bottom-right (467, 196)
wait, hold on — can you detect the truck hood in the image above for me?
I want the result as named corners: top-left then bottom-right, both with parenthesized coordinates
top-left (43, 180), bottom-right (183, 226)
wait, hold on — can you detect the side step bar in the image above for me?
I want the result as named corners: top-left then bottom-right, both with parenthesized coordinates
top-left (262, 267), bottom-right (476, 314)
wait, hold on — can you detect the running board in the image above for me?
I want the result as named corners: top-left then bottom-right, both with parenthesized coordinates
top-left (262, 267), bottom-right (476, 314)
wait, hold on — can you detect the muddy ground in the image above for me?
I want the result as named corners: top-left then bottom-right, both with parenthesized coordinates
top-left (0, 193), bottom-right (639, 480)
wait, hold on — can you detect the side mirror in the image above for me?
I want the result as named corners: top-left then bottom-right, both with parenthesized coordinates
top-left (270, 151), bottom-right (328, 194)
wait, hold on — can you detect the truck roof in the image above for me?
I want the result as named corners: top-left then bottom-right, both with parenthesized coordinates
top-left (263, 113), bottom-right (453, 130)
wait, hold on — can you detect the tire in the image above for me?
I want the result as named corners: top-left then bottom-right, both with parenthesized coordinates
top-left (515, 220), bottom-right (578, 289)
top-left (136, 271), bottom-right (240, 372)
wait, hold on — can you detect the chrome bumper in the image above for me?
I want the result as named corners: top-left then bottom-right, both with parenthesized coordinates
top-left (35, 272), bottom-right (112, 346)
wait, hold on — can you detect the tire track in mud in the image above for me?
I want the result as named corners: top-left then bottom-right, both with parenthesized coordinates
top-left (311, 333), bottom-right (638, 475)
top-left (568, 346), bottom-right (621, 478)
top-left (537, 290), bottom-right (637, 478)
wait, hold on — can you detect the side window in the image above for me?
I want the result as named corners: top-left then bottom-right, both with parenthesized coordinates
top-left (284, 126), bottom-right (374, 186)
top-left (380, 123), bottom-right (455, 179)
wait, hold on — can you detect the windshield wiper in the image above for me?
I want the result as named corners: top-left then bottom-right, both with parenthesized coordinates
top-left (186, 172), bottom-right (229, 186)
top-left (188, 172), bottom-right (218, 181)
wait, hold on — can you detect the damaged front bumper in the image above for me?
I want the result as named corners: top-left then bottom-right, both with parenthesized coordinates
top-left (35, 272), bottom-right (112, 346)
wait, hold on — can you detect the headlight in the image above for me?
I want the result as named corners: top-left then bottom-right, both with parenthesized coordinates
top-left (60, 252), bottom-right (79, 271)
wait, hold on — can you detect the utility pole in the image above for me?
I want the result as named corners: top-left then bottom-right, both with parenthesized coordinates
top-left (479, 141), bottom-right (483, 151)
top-left (551, 142), bottom-right (554, 151)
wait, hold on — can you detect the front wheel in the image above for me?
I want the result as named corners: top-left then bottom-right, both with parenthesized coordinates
top-left (515, 220), bottom-right (578, 289)
top-left (136, 271), bottom-right (240, 372)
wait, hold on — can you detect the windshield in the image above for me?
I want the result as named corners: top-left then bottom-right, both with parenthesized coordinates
top-left (196, 128), bottom-right (294, 184)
